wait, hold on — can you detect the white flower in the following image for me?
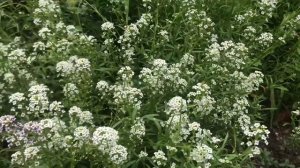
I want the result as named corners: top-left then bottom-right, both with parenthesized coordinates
top-left (136, 13), bottom-right (152, 27)
top-left (101, 22), bottom-right (115, 31)
top-left (166, 146), bottom-right (177, 152)
top-left (153, 59), bottom-right (167, 67)
top-left (74, 126), bottom-right (90, 140)
top-left (8, 49), bottom-right (26, 63)
top-left (130, 118), bottom-right (146, 141)
top-left (109, 145), bottom-right (128, 165)
top-left (69, 106), bottom-right (82, 117)
top-left (4, 72), bottom-right (15, 84)
top-left (74, 58), bottom-right (91, 72)
top-left (171, 163), bottom-right (176, 168)
top-left (243, 26), bottom-right (256, 39)
top-left (77, 110), bottom-right (93, 125)
top-left (66, 25), bottom-right (78, 36)
top-left (258, 0), bottom-right (278, 17)
top-left (63, 83), bottom-right (79, 99)
top-left (166, 96), bottom-right (187, 115)
top-left (139, 58), bottom-right (188, 94)
top-left (68, 106), bottom-right (93, 125)
top-left (96, 80), bottom-right (110, 93)
top-left (92, 127), bottom-right (119, 149)
top-left (33, 41), bottom-right (46, 51)
top-left (138, 151), bottom-right (148, 158)
top-left (56, 21), bottom-right (66, 31)
top-left (153, 150), bottom-right (167, 166)
top-left (158, 30), bottom-right (169, 41)
top-left (117, 66), bottom-right (134, 82)
top-left (49, 101), bottom-right (65, 116)
top-left (24, 146), bottom-right (40, 161)
top-left (27, 84), bottom-right (50, 116)
top-left (38, 27), bottom-right (52, 39)
top-left (112, 85), bottom-right (143, 111)
top-left (250, 146), bottom-right (261, 157)
top-left (188, 122), bottom-right (201, 131)
top-left (11, 151), bottom-right (23, 165)
top-left (37, 0), bottom-right (60, 13)
top-left (9, 93), bottom-right (25, 106)
top-left (190, 144), bottom-right (213, 164)
top-left (0, 115), bottom-right (16, 129)
top-left (40, 119), bottom-right (54, 129)
top-left (256, 32), bottom-right (273, 47)
top-left (187, 83), bottom-right (215, 115)
top-left (56, 61), bottom-right (74, 76)
top-left (180, 53), bottom-right (194, 66)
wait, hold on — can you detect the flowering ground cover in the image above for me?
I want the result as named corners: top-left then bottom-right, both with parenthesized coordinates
top-left (0, 0), bottom-right (300, 167)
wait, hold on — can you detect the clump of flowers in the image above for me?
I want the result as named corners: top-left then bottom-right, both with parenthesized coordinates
top-left (152, 150), bottom-right (167, 166)
top-left (92, 127), bottom-right (128, 164)
top-left (130, 117), bottom-right (146, 142)
top-left (187, 83), bottom-right (216, 116)
top-left (56, 56), bottom-right (91, 78)
top-left (139, 57), bottom-right (193, 95)
top-left (97, 66), bottom-right (143, 113)
top-left (8, 84), bottom-right (51, 118)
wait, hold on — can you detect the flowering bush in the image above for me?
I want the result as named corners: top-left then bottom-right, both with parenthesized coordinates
top-left (1, 0), bottom-right (300, 167)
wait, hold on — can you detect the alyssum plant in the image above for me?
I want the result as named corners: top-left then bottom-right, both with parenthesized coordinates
top-left (1, 0), bottom-right (300, 167)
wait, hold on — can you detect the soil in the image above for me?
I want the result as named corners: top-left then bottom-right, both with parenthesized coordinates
top-left (267, 126), bottom-right (300, 166)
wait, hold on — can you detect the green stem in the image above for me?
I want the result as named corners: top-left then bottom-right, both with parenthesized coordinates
top-left (270, 83), bottom-right (276, 128)
top-left (232, 127), bottom-right (237, 153)
top-left (125, 0), bottom-right (130, 24)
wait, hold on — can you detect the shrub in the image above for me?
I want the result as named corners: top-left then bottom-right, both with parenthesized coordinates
top-left (1, 0), bottom-right (300, 167)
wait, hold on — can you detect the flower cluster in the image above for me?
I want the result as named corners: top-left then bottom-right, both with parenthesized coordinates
top-left (152, 150), bottom-right (167, 166)
top-left (7, 48), bottom-right (28, 65)
top-left (117, 13), bottom-right (153, 63)
top-left (33, 0), bottom-right (61, 25)
top-left (56, 56), bottom-right (91, 77)
top-left (130, 117), bottom-right (146, 142)
top-left (187, 83), bottom-right (216, 116)
top-left (9, 84), bottom-right (51, 118)
top-left (184, 10), bottom-right (215, 39)
top-left (139, 58), bottom-right (190, 94)
top-left (11, 146), bottom-right (41, 166)
top-left (243, 26), bottom-right (257, 40)
top-left (255, 32), bottom-right (274, 48)
top-left (69, 106), bottom-right (93, 125)
top-left (229, 71), bottom-right (264, 95)
top-left (92, 127), bottom-right (128, 164)
top-left (190, 143), bottom-right (213, 167)
top-left (118, 24), bottom-right (140, 63)
top-left (63, 83), bottom-right (79, 99)
top-left (117, 66), bottom-right (134, 84)
top-left (165, 96), bottom-right (187, 115)
top-left (3, 99), bottom-right (127, 167)
top-left (136, 13), bottom-right (153, 28)
top-left (257, 0), bottom-right (278, 18)
top-left (97, 67), bottom-right (143, 113)
top-left (27, 84), bottom-right (50, 117)
top-left (205, 41), bottom-right (248, 70)
top-left (101, 22), bottom-right (115, 31)
top-left (235, 10), bottom-right (257, 24)
top-left (96, 80), bottom-right (110, 94)
top-left (239, 119), bottom-right (270, 157)
top-left (111, 85), bottom-right (143, 112)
